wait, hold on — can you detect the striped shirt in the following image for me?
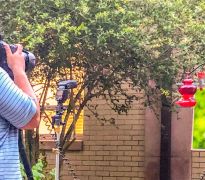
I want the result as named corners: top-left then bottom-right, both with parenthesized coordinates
top-left (0, 67), bottom-right (36, 180)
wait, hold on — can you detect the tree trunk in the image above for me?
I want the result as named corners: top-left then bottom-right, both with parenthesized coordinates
top-left (160, 97), bottom-right (171, 180)
top-left (25, 129), bottom-right (40, 166)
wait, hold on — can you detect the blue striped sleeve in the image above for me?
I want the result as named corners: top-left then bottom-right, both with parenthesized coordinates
top-left (0, 68), bottom-right (37, 128)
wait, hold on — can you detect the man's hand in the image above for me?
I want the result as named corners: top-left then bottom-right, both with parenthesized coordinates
top-left (4, 43), bottom-right (40, 129)
top-left (4, 44), bottom-right (25, 73)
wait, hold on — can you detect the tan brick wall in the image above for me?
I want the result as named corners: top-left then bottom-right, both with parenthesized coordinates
top-left (43, 93), bottom-right (145, 180)
top-left (192, 151), bottom-right (205, 180)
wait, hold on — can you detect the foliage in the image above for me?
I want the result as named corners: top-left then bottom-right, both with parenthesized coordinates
top-left (21, 156), bottom-right (55, 180)
top-left (32, 158), bottom-right (45, 180)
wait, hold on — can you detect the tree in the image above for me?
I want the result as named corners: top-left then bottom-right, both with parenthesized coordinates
top-left (0, 0), bottom-right (204, 179)
top-left (1, 0), bottom-right (147, 172)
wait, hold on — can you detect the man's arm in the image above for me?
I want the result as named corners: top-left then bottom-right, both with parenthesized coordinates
top-left (4, 44), bottom-right (40, 129)
top-left (12, 70), bottom-right (40, 129)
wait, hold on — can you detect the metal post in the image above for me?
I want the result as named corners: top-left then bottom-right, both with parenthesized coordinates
top-left (52, 80), bottom-right (77, 180)
top-left (55, 131), bottom-right (60, 180)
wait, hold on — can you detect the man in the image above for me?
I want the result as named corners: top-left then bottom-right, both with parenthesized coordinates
top-left (0, 44), bottom-right (40, 179)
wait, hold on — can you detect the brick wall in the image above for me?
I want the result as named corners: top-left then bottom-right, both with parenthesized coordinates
top-left (42, 92), bottom-right (146, 180)
top-left (192, 151), bottom-right (205, 180)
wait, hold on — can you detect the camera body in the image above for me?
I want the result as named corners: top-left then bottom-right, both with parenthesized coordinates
top-left (0, 40), bottom-right (36, 79)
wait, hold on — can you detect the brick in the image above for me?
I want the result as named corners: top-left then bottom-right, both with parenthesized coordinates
top-left (61, 176), bottom-right (75, 180)
top-left (118, 146), bottom-right (132, 151)
top-left (192, 151), bottom-right (200, 157)
top-left (118, 156), bottom-right (131, 161)
top-left (124, 172), bottom-right (139, 177)
top-left (116, 177), bottom-right (131, 180)
top-left (132, 167), bottom-right (144, 172)
top-left (192, 163), bottom-right (200, 168)
top-left (96, 171), bottom-right (110, 176)
top-left (192, 167), bottom-right (203, 174)
top-left (67, 160), bottom-right (81, 165)
top-left (89, 156), bottom-right (104, 161)
top-left (118, 166), bottom-right (132, 172)
top-left (192, 173), bottom-right (201, 179)
top-left (110, 171), bottom-right (126, 177)
top-left (89, 176), bottom-right (102, 180)
top-left (74, 155), bottom-right (90, 161)
top-left (83, 145), bottom-right (90, 150)
top-left (110, 151), bottom-right (124, 156)
top-left (103, 177), bottom-right (117, 180)
top-left (82, 161), bottom-right (96, 166)
top-left (96, 151), bottom-right (110, 156)
top-left (98, 140), bottom-right (112, 145)
top-left (104, 156), bottom-right (117, 161)
top-left (132, 125), bottom-right (144, 130)
top-left (124, 161), bottom-right (139, 167)
top-left (104, 136), bottom-right (118, 141)
top-left (79, 170), bottom-right (95, 176)
top-left (192, 157), bottom-right (205, 163)
top-left (132, 136), bottom-right (144, 141)
top-left (200, 152), bottom-right (205, 157)
top-left (97, 110), bottom-right (112, 115)
top-left (96, 161), bottom-right (110, 166)
top-left (110, 161), bottom-right (124, 166)
top-left (124, 151), bottom-right (136, 156)
top-left (118, 135), bottom-right (132, 141)
top-left (84, 119), bottom-right (97, 125)
top-left (132, 146), bottom-right (144, 151)
top-left (90, 146), bottom-right (104, 150)
top-left (110, 141), bottom-right (124, 145)
top-left (103, 146), bottom-right (118, 151)
top-left (123, 141), bottom-right (139, 146)
top-left (82, 151), bottom-right (96, 156)
top-left (85, 140), bottom-right (99, 145)
top-left (104, 166), bottom-right (118, 171)
top-left (119, 125), bottom-right (132, 130)
top-left (115, 119), bottom-right (125, 125)
top-left (90, 166), bottom-right (104, 171)
top-left (90, 135), bottom-right (104, 140)
top-left (199, 163), bottom-right (205, 168)
top-left (132, 157), bottom-right (144, 162)
top-left (76, 166), bottom-right (90, 171)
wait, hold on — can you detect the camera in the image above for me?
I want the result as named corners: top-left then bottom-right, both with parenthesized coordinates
top-left (56, 80), bottom-right (77, 103)
top-left (0, 37), bottom-right (36, 79)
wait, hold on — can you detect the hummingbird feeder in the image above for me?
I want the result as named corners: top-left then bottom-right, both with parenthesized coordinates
top-left (175, 77), bottom-right (197, 108)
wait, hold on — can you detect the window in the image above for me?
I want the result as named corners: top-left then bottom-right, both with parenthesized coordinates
top-left (192, 90), bottom-right (205, 149)
top-left (34, 82), bottom-right (84, 150)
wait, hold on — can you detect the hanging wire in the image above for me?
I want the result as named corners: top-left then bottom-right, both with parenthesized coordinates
top-left (188, 62), bottom-right (205, 75)
top-left (59, 148), bottom-right (80, 180)
top-left (41, 108), bottom-right (79, 180)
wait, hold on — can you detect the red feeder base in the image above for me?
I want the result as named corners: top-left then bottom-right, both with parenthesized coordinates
top-left (175, 98), bottom-right (196, 107)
